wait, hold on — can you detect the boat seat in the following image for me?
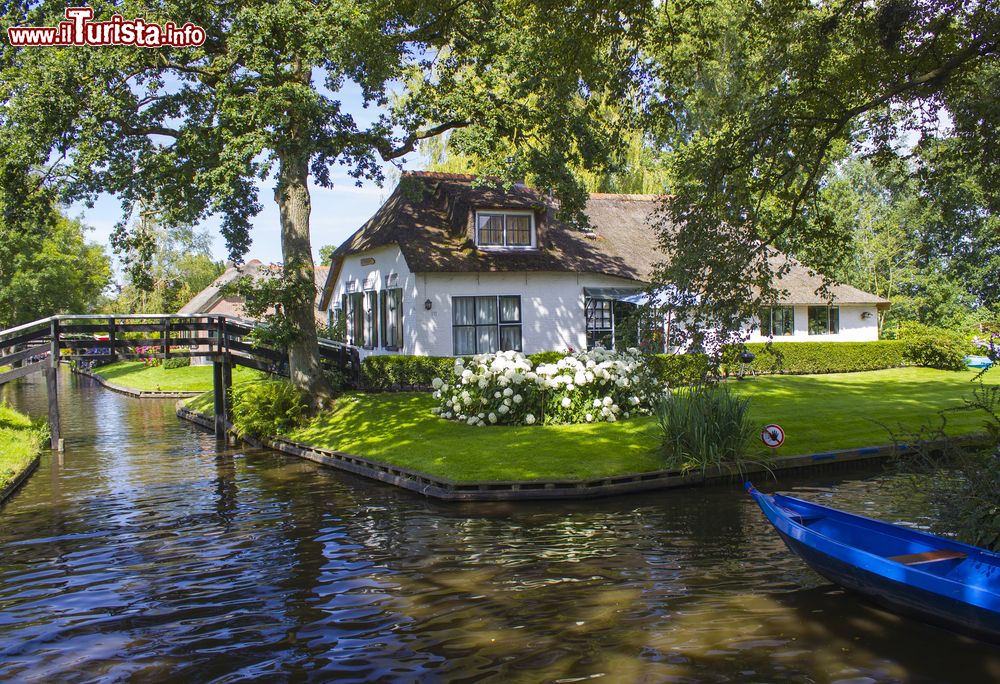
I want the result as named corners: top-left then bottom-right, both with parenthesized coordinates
top-left (886, 549), bottom-right (967, 566)
top-left (778, 507), bottom-right (820, 525)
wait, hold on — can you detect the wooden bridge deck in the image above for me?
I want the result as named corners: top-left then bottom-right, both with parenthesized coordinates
top-left (0, 314), bottom-right (360, 448)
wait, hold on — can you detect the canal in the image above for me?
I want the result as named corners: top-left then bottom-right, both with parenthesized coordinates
top-left (1, 372), bottom-right (998, 682)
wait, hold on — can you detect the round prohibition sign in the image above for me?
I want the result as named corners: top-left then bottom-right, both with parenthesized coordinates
top-left (761, 424), bottom-right (785, 448)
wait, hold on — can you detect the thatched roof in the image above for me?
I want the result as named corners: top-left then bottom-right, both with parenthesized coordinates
top-left (320, 172), bottom-right (889, 309)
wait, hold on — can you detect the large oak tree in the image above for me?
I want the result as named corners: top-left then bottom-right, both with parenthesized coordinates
top-left (0, 0), bottom-right (652, 405)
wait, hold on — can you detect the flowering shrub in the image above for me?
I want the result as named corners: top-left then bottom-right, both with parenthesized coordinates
top-left (431, 348), bottom-right (660, 426)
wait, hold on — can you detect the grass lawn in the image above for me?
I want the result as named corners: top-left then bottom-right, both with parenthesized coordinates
top-left (92, 360), bottom-right (262, 393)
top-left (0, 404), bottom-right (43, 493)
top-left (185, 367), bottom-right (999, 481)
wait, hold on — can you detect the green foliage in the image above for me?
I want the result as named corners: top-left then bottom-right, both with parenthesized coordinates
top-left (107, 217), bottom-right (224, 314)
top-left (230, 380), bottom-right (309, 440)
top-left (649, 353), bottom-right (714, 386)
top-left (888, 371), bottom-right (1000, 551)
top-left (719, 341), bottom-right (908, 376)
top-left (647, 1), bottom-right (1000, 347)
top-left (897, 323), bottom-right (971, 371)
top-left (656, 384), bottom-right (758, 476)
top-left (362, 355), bottom-right (457, 391)
top-left (228, 268), bottom-right (314, 351)
top-left (527, 351), bottom-right (569, 365)
top-left (0, 202), bottom-right (111, 328)
top-left (162, 357), bottom-right (191, 370)
top-left (0, 402), bottom-right (45, 491)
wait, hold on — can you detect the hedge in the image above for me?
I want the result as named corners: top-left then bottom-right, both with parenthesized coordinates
top-left (363, 352), bottom-right (576, 390)
top-left (362, 341), bottom-right (910, 392)
top-left (361, 355), bottom-right (457, 391)
top-left (718, 340), bottom-right (908, 376)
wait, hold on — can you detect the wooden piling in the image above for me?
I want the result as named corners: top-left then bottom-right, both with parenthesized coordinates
top-left (47, 318), bottom-right (62, 451)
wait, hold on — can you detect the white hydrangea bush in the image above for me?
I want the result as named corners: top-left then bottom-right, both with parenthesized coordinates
top-left (430, 348), bottom-right (660, 426)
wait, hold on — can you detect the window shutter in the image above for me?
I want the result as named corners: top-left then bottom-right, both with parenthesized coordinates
top-left (380, 290), bottom-right (387, 348)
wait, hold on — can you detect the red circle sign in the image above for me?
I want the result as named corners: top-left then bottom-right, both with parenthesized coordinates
top-left (761, 424), bottom-right (785, 448)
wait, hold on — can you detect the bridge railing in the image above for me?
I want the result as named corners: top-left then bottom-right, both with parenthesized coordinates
top-left (0, 314), bottom-right (361, 384)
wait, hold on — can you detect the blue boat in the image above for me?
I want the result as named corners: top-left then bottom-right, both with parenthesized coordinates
top-left (746, 482), bottom-right (1000, 643)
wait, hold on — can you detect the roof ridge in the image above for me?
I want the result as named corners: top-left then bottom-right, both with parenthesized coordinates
top-left (403, 171), bottom-right (484, 181)
top-left (588, 193), bottom-right (665, 201)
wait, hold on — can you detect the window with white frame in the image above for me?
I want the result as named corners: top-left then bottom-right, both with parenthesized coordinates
top-left (475, 211), bottom-right (534, 248)
top-left (808, 306), bottom-right (839, 335)
top-left (453, 295), bottom-right (522, 355)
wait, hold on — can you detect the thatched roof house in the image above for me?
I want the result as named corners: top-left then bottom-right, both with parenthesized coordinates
top-left (319, 172), bottom-right (888, 356)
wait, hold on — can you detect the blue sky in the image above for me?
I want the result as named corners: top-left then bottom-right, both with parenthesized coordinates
top-left (67, 81), bottom-right (426, 279)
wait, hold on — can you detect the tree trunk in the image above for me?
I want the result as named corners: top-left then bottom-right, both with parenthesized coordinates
top-left (276, 149), bottom-right (332, 409)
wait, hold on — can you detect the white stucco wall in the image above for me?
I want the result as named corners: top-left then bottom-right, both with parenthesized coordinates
top-left (327, 252), bottom-right (643, 357)
top-left (746, 304), bottom-right (880, 343)
top-left (327, 247), bottom-right (883, 356)
top-left (414, 271), bottom-right (641, 356)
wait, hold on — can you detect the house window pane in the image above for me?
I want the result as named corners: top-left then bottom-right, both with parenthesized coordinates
top-left (806, 306), bottom-right (838, 334)
top-left (499, 296), bottom-right (521, 323)
top-left (585, 297), bottom-right (614, 349)
top-left (454, 327), bottom-right (476, 355)
top-left (477, 214), bottom-right (504, 245)
top-left (348, 292), bottom-right (364, 347)
top-left (507, 215), bottom-right (531, 246)
top-left (477, 326), bottom-right (498, 353)
top-left (453, 297), bottom-right (475, 326)
top-left (364, 290), bottom-right (378, 347)
top-left (452, 295), bottom-right (521, 356)
top-left (383, 288), bottom-right (403, 350)
top-left (500, 325), bottom-right (522, 351)
top-left (476, 296), bottom-right (498, 324)
top-left (766, 306), bottom-right (794, 336)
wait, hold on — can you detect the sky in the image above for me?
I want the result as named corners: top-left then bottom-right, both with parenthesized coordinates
top-left (66, 81), bottom-right (426, 279)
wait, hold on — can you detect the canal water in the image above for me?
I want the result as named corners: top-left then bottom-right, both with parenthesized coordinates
top-left (1, 373), bottom-right (997, 683)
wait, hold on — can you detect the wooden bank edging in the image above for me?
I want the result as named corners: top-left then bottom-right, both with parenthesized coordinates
top-left (175, 403), bottom-right (976, 502)
top-left (0, 455), bottom-right (40, 507)
top-left (73, 366), bottom-right (203, 399)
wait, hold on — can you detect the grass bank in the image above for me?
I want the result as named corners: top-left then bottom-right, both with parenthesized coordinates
top-left (183, 367), bottom-right (998, 481)
top-left (0, 403), bottom-right (44, 494)
top-left (92, 361), bottom-right (261, 393)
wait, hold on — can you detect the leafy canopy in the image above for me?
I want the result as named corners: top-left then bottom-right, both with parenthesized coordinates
top-left (0, 0), bottom-right (654, 262)
top-left (646, 0), bottom-right (999, 341)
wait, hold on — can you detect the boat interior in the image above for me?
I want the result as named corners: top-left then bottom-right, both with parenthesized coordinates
top-left (773, 494), bottom-right (999, 582)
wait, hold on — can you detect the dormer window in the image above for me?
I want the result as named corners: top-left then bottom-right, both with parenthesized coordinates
top-left (475, 211), bottom-right (535, 249)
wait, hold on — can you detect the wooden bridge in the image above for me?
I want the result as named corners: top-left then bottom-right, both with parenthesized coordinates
top-left (0, 314), bottom-right (360, 448)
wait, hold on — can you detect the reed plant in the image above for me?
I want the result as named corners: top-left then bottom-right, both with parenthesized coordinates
top-left (656, 383), bottom-right (758, 476)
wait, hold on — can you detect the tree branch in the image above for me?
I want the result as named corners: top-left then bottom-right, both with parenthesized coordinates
top-left (378, 120), bottom-right (469, 160)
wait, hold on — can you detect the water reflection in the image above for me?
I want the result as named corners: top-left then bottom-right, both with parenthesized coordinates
top-left (0, 373), bottom-right (997, 682)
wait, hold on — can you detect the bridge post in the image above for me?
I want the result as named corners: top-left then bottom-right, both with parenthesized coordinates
top-left (46, 318), bottom-right (62, 451)
top-left (108, 317), bottom-right (117, 363)
top-left (212, 316), bottom-right (232, 439)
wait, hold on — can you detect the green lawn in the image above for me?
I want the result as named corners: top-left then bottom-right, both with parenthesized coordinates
top-left (92, 361), bottom-right (262, 392)
top-left (185, 367), bottom-right (1000, 481)
top-left (0, 403), bottom-right (43, 493)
